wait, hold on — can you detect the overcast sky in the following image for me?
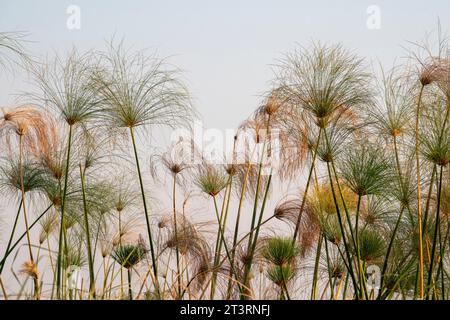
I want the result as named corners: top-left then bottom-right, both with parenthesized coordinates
top-left (1, 0), bottom-right (450, 132)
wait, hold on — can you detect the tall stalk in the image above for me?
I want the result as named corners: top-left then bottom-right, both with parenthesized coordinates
top-left (211, 181), bottom-right (230, 299)
top-left (325, 160), bottom-right (359, 297)
top-left (292, 127), bottom-right (322, 243)
top-left (129, 126), bottom-right (159, 295)
top-left (0, 205), bottom-right (53, 269)
top-left (354, 195), bottom-right (367, 299)
top-left (433, 222), bottom-right (445, 299)
top-left (181, 215), bottom-right (277, 298)
top-left (426, 165), bottom-right (444, 297)
top-left (423, 165), bottom-right (437, 231)
top-left (127, 268), bottom-right (133, 300)
top-left (323, 127), bottom-right (359, 296)
top-left (240, 140), bottom-right (267, 299)
top-left (415, 85), bottom-right (425, 299)
top-left (246, 148), bottom-right (264, 251)
top-left (18, 134), bottom-right (40, 299)
top-left (119, 210), bottom-right (124, 298)
top-left (227, 147), bottom-right (257, 297)
top-left (172, 174), bottom-right (182, 299)
top-left (212, 196), bottom-right (240, 289)
top-left (241, 171), bottom-right (272, 299)
top-left (279, 265), bottom-right (291, 300)
top-left (310, 235), bottom-right (323, 299)
top-left (18, 135), bottom-right (33, 259)
top-left (0, 276), bottom-right (7, 300)
top-left (221, 177), bottom-right (233, 297)
top-left (378, 206), bottom-right (405, 298)
top-left (56, 123), bottom-right (73, 299)
top-left (79, 164), bottom-right (95, 298)
top-left (393, 135), bottom-right (403, 177)
top-left (0, 200), bottom-right (22, 274)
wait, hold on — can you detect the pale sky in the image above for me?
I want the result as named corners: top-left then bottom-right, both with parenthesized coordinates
top-left (1, 0), bottom-right (450, 132)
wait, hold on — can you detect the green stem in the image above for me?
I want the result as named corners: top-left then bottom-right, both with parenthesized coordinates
top-left (310, 235), bottom-right (323, 299)
top-left (393, 135), bottom-right (403, 178)
top-left (433, 223), bottom-right (445, 299)
top-left (415, 85), bottom-right (425, 299)
top-left (280, 265), bottom-right (291, 300)
top-left (129, 126), bottom-right (159, 295)
top-left (227, 145), bottom-right (258, 295)
top-left (355, 195), bottom-right (367, 299)
top-left (56, 124), bottom-right (73, 299)
top-left (0, 200), bottom-right (22, 274)
top-left (343, 272), bottom-right (349, 299)
top-left (247, 144), bottom-right (265, 251)
top-left (241, 171), bottom-right (272, 299)
top-left (210, 187), bottom-right (228, 299)
top-left (426, 165), bottom-right (443, 298)
top-left (324, 234), bottom-right (334, 299)
top-left (181, 215), bottom-right (277, 298)
top-left (378, 206), bottom-right (405, 298)
top-left (172, 174), bottom-right (182, 299)
top-left (19, 135), bottom-right (34, 263)
top-left (222, 177), bottom-right (233, 298)
top-left (240, 140), bottom-right (267, 299)
top-left (323, 128), bottom-right (359, 297)
top-left (423, 165), bottom-right (437, 233)
top-left (326, 136), bottom-right (357, 250)
top-left (19, 134), bottom-right (40, 299)
top-left (326, 161), bottom-right (359, 298)
top-left (292, 127), bottom-right (322, 243)
top-left (79, 164), bottom-right (95, 298)
top-left (127, 268), bottom-right (133, 300)
top-left (212, 196), bottom-right (241, 293)
top-left (0, 205), bottom-right (53, 269)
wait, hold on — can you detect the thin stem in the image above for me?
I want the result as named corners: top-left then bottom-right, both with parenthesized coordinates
top-left (426, 165), bottom-right (444, 298)
top-left (326, 161), bottom-right (359, 298)
top-left (180, 215), bottom-right (276, 298)
top-left (433, 222), bottom-right (445, 299)
top-left (79, 164), bottom-right (95, 298)
top-left (19, 134), bottom-right (40, 299)
top-left (56, 124), bottom-right (73, 299)
top-left (212, 196), bottom-right (241, 292)
top-left (415, 84), bottom-right (425, 299)
top-left (393, 135), bottom-right (403, 177)
top-left (129, 126), bottom-right (159, 295)
top-left (19, 135), bottom-right (34, 262)
top-left (355, 195), bottom-right (367, 299)
top-left (222, 177), bottom-right (233, 298)
top-left (310, 235), bottom-right (323, 299)
top-left (0, 200), bottom-right (23, 274)
top-left (293, 127), bottom-right (322, 243)
top-left (127, 268), bottom-right (133, 300)
top-left (211, 181), bottom-right (230, 299)
top-left (229, 146), bottom-right (257, 270)
top-left (423, 165), bottom-right (437, 233)
top-left (324, 234), bottom-right (334, 299)
top-left (172, 174), bottom-right (182, 299)
top-left (280, 265), bottom-right (291, 300)
top-left (241, 171), bottom-right (272, 299)
top-left (247, 142), bottom-right (266, 251)
top-left (378, 206), bottom-right (405, 298)
top-left (0, 276), bottom-right (8, 300)
top-left (210, 202), bottom-right (224, 298)
top-left (0, 205), bottom-right (53, 270)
